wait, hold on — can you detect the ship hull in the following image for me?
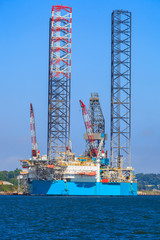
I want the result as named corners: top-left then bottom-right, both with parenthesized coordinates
top-left (29, 180), bottom-right (137, 196)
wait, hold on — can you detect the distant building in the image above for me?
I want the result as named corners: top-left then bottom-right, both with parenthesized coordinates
top-left (0, 181), bottom-right (13, 186)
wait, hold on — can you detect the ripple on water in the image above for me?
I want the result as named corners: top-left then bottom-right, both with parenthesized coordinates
top-left (0, 196), bottom-right (160, 239)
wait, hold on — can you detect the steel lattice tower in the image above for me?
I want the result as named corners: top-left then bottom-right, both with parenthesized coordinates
top-left (47, 5), bottom-right (72, 161)
top-left (110, 10), bottom-right (131, 169)
top-left (89, 93), bottom-right (105, 135)
top-left (85, 93), bottom-right (105, 154)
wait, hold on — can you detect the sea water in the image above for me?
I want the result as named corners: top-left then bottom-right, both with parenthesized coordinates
top-left (0, 196), bottom-right (160, 239)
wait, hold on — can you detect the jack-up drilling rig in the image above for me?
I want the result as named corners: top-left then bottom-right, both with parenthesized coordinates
top-left (18, 6), bottom-right (137, 196)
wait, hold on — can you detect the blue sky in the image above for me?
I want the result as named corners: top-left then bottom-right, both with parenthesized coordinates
top-left (0, 0), bottom-right (160, 173)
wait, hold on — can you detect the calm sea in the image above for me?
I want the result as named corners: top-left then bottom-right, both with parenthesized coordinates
top-left (0, 196), bottom-right (160, 239)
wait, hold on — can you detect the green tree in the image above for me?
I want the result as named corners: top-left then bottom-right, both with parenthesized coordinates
top-left (0, 171), bottom-right (8, 181)
top-left (8, 171), bottom-right (15, 179)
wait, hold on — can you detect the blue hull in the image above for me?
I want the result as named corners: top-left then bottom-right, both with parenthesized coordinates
top-left (29, 180), bottom-right (137, 196)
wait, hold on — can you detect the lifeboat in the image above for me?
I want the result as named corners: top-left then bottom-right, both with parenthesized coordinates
top-left (78, 172), bottom-right (86, 175)
top-left (20, 171), bottom-right (28, 175)
top-left (46, 164), bottom-right (54, 169)
top-left (87, 171), bottom-right (96, 176)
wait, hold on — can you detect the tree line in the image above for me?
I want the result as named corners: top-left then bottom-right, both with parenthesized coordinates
top-left (136, 173), bottom-right (160, 191)
top-left (0, 169), bottom-right (21, 186)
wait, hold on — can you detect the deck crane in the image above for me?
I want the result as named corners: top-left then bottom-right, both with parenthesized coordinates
top-left (79, 100), bottom-right (98, 157)
top-left (30, 103), bottom-right (38, 159)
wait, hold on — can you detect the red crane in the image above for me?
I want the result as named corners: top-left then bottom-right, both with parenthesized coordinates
top-left (30, 103), bottom-right (38, 158)
top-left (79, 100), bottom-right (97, 157)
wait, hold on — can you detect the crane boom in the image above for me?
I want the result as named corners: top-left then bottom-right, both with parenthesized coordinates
top-left (30, 103), bottom-right (38, 158)
top-left (79, 100), bottom-right (97, 157)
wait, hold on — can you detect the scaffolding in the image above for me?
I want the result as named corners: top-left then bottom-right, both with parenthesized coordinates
top-left (47, 6), bottom-right (72, 162)
top-left (17, 173), bottom-right (28, 194)
top-left (110, 10), bottom-right (131, 169)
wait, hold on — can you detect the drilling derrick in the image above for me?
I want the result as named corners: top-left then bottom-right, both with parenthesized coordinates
top-left (111, 10), bottom-right (131, 170)
top-left (47, 5), bottom-right (72, 162)
top-left (79, 100), bottom-right (97, 157)
top-left (89, 93), bottom-right (105, 134)
top-left (84, 93), bottom-right (106, 156)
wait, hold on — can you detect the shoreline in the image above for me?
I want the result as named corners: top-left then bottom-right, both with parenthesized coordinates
top-left (137, 191), bottom-right (160, 196)
top-left (0, 191), bottom-right (160, 196)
